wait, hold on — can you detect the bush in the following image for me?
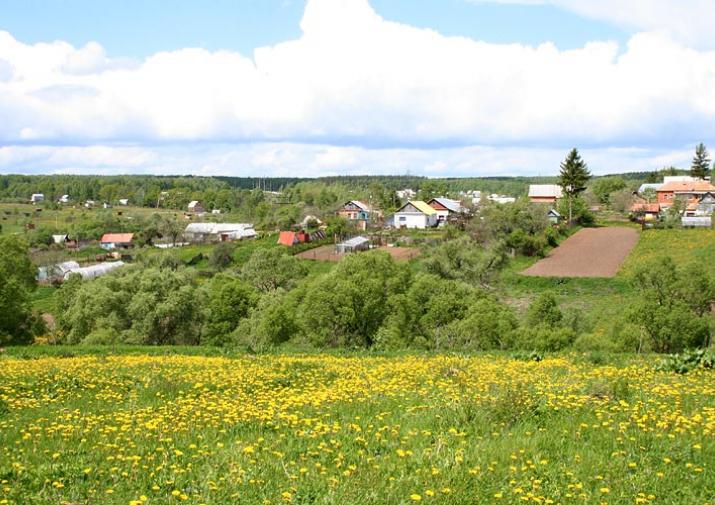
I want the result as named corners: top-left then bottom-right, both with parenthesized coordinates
top-left (516, 325), bottom-right (576, 352)
top-left (655, 349), bottom-right (715, 374)
top-left (234, 289), bottom-right (301, 352)
top-left (573, 332), bottom-right (619, 353)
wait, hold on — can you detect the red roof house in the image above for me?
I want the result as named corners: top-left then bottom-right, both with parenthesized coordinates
top-left (100, 233), bottom-right (134, 250)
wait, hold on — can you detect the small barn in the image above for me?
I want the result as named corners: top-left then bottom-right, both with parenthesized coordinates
top-left (30, 193), bottom-right (45, 204)
top-left (100, 233), bottom-right (134, 250)
top-left (547, 209), bottom-right (562, 224)
top-left (188, 201), bottom-right (205, 214)
top-left (335, 236), bottom-right (370, 254)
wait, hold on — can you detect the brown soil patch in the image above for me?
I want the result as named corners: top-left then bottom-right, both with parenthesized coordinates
top-left (296, 245), bottom-right (420, 263)
top-left (522, 227), bottom-right (639, 278)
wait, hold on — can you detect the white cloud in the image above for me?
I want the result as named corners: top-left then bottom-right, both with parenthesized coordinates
top-left (0, 0), bottom-right (714, 176)
top-left (0, 142), bottom-right (695, 178)
top-left (469, 0), bottom-right (715, 48)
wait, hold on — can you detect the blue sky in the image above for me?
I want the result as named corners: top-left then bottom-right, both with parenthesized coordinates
top-left (0, 0), bottom-right (627, 57)
top-left (0, 0), bottom-right (713, 177)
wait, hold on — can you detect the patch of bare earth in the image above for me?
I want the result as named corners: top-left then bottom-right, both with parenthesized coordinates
top-left (296, 245), bottom-right (420, 263)
top-left (522, 227), bottom-right (639, 278)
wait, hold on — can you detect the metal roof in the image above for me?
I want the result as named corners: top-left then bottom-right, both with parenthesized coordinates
top-left (100, 233), bottom-right (134, 243)
top-left (528, 185), bottom-right (563, 198)
top-left (430, 198), bottom-right (462, 212)
top-left (65, 261), bottom-right (125, 280)
top-left (397, 200), bottom-right (437, 215)
top-left (338, 236), bottom-right (370, 247)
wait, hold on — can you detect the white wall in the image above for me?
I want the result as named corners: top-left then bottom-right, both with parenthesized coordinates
top-left (394, 212), bottom-right (429, 229)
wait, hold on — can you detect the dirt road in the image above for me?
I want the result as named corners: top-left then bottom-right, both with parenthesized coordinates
top-left (522, 227), bottom-right (639, 278)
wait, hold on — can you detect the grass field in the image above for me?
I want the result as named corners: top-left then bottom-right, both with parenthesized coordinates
top-left (0, 351), bottom-right (712, 504)
top-left (0, 203), bottom-right (182, 236)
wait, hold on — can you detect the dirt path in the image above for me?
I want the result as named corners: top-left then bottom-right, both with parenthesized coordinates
top-left (522, 227), bottom-right (639, 278)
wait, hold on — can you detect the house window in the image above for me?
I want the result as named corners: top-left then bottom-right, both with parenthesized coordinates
top-left (399, 216), bottom-right (406, 221)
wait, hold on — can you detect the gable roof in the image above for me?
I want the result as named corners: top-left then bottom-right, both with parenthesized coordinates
top-left (657, 181), bottom-right (715, 193)
top-left (428, 197), bottom-right (462, 212)
top-left (100, 233), bottom-right (134, 244)
top-left (547, 209), bottom-right (561, 217)
top-left (631, 203), bottom-right (661, 213)
top-left (528, 184), bottom-right (563, 198)
top-left (396, 200), bottom-right (437, 215)
top-left (342, 200), bottom-right (370, 211)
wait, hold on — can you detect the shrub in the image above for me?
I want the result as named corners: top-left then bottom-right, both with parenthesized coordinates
top-left (655, 349), bottom-right (715, 374)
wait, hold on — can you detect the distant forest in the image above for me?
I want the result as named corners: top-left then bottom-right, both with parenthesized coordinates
top-left (0, 170), bottom-right (672, 206)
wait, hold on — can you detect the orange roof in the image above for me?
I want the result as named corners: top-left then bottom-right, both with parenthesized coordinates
top-left (100, 233), bottom-right (133, 243)
top-left (631, 203), bottom-right (660, 213)
top-left (657, 181), bottom-right (715, 193)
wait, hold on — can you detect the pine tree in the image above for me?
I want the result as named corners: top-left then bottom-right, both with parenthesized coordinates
top-left (558, 148), bottom-right (591, 225)
top-left (691, 143), bottom-right (710, 179)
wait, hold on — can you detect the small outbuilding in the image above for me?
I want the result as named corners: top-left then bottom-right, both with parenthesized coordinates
top-left (335, 236), bottom-right (370, 254)
top-left (682, 216), bottom-right (712, 228)
top-left (37, 261), bottom-right (81, 283)
top-left (547, 209), bottom-right (562, 225)
top-left (188, 201), bottom-right (205, 214)
top-left (64, 261), bottom-right (125, 281)
top-left (30, 193), bottom-right (45, 204)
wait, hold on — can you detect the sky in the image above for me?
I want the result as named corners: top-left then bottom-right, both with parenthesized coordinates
top-left (1, 0), bottom-right (714, 178)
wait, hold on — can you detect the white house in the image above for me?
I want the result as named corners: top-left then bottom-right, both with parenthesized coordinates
top-left (184, 223), bottom-right (256, 242)
top-left (393, 201), bottom-right (438, 229)
top-left (58, 194), bottom-right (70, 204)
top-left (30, 193), bottom-right (45, 204)
top-left (118, 198), bottom-right (130, 206)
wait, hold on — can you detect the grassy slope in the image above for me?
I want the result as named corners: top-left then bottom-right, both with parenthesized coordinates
top-left (496, 226), bottom-right (715, 334)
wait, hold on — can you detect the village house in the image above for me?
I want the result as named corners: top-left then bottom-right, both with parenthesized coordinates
top-left (630, 202), bottom-right (661, 222)
top-left (100, 233), bottom-right (134, 250)
top-left (30, 193), bottom-right (44, 204)
top-left (337, 201), bottom-right (375, 230)
top-left (58, 194), bottom-right (70, 204)
top-left (184, 223), bottom-right (256, 243)
top-left (427, 197), bottom-right (464, 225)
top-left (656, 180), bottom-right (715, 207)
top-left (118, 198), bottom-right (129, 206)
top-left (696, 192), bottom-right (715, 215)
top-left (187, 200), bottom-right (205, 214)
top-left (393, 200), bottom-right (438, 229)
top-left (528, 185), bottom-right (563, 204)
top-left (396, 189), bottom-right (417, 200)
